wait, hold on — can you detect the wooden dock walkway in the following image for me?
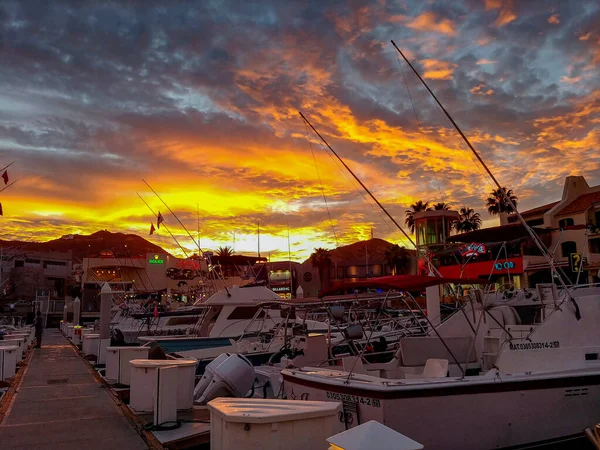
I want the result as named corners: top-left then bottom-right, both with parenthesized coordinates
top-left (0, 330), bottom-right (148, 449)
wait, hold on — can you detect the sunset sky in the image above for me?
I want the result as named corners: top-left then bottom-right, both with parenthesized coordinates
top-left (0, 1), bottom-right (599, 261)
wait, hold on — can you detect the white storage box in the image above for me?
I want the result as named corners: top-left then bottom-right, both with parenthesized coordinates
top-left (129, 359), bottom-right (197, 413)
top-left (0, 345), bottom-right (19, 380)
top-left (105, 346), bottom-right (149, 385)
top-left (208, 398), bottom-right (343, 450)
top-left (82, 334), bottom-right (100, 357)
top-left (2, 338), bottom-right (25, 360)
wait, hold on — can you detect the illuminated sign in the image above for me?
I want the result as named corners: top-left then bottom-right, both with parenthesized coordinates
top-left (149, 254), bottom-right (164, 265)
top-left (494, 261), bottom-right (515, 271)
top-left (176, 259), bottom-right (202, 270)
top-left (570, 253), bottom-right (584, 273)
top-left (271, 286), bottom-right (291, 293)
top-left (459, 243), bottom-right (486, 258)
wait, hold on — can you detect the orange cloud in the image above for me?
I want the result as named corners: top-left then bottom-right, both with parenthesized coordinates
top-left (561, 76), bottom-right (580, 84)
top-left (421, 59), bottom-right (457, 80)
top-left (407, 12), bottom-right (456, 36)
top-left (485, 0), bottom-right (502, 9)
top-left (470, 84), bottom-right (495, 96)
top-left (548, 14), bottom-right (560, 25)
top-left (476, 59), bottom-right (497, 65)
top-left (578, 32), bottom-right (591, 41)
top-left (494, 1), bottom-right (517, 27)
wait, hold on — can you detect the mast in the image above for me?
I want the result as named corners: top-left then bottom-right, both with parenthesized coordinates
top-left (390, 40), bottom-right (571, 296)
top-left (257, 222), bottom-right (261, 259)
top-left (288, 226), bottom-right (293, 297)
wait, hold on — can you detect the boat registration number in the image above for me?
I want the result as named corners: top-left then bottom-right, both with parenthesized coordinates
top-left (325, 391), bottom-right (381, 408)
top-left (509, 341), bottom-right (560, 350)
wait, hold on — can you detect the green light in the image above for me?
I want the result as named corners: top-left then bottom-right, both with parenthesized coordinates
top-left (149, 259), bottom-right (164, 265)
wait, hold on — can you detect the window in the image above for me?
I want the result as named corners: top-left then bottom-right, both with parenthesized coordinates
top-left (226, 306), bottom-right (266, 320)
top-left (558, 218), bottom-right (574, 228)
top-left (561, 241), bottom-right (577, 258)
top-left (595, 210), bottom-right (600, 227)
top-left (590, 238), bottom-right (600, 254)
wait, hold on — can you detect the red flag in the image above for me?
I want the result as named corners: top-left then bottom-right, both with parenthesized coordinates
top-left (157, 211), bottom-right (164, 228)
top-left (153, 305), bottom-right (159, 318)
top-left (1, 171), bottom-right (8, 185)
top-left (149, 223), bottom-right (155, 235)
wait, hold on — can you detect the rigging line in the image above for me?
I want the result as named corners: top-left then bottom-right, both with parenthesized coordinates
top-left (137, 193), bottom-right (190, 259)
top-left (142, 179), bottom-right (203, 254)
top-left (395, 51), bottom-right (445, 203)
top-left (309, 129), bottom-right (409, 246)
top-left (303, 121), bottom-right (339, 246)
top-left (302, 111), bottom-right (476, 334)
top-left (300, 111), bottom-right (418, 249)
top-left (390, 41), bottom-right (571, 295)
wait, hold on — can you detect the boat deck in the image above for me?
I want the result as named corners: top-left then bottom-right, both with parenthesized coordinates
top-left (0, 330), bottom-right (148, 449)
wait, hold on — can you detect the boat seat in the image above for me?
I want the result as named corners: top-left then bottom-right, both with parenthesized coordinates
top-left (404, 358), bottom-right (448, 379)
top-left (399, 336), bottom-right (476, 367)
top-left (342, 356), bottom-right (370, 375)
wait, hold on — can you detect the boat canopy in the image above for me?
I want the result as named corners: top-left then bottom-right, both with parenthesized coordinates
top-left (319, 274), bottom-right (489, 298)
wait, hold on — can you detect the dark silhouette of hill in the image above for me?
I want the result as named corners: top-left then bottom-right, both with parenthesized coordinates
top-left (0, 230), bottom-right (170, 262)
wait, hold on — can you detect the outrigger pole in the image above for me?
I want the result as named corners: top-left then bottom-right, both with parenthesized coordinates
top-left (299, 112), bottom-right (417, 248)
top-left (299, 111), bottom-right (476, 350)
top-left (390, 41), bottom-right (576, 313)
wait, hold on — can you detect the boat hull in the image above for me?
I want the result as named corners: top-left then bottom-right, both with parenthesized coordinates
top-left (282, 370), bottom-right (600, 449)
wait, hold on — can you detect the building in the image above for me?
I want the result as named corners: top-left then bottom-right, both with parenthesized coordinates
top-left (438, 175), bottom-right (600, 287)
top-left (81, 251), bottom-right (267, 310)
top-left (296, 238), bottom-right (418, 298)
top-left (1, 251), bottom-right (74, 302)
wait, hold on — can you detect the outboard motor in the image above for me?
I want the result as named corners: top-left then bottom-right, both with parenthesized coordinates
top-left (193, 353), bottom-right (231, 399)
top-left (110, 328), bottom-right (126, 346)
top-left (194, 354), bottom-right (256, 405)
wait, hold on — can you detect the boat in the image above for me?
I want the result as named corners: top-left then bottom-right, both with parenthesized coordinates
top-left (281, 281), bottom-right (600, 449)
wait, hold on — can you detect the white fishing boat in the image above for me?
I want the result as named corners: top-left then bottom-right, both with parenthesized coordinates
top-left (282, 282), bottom-right (600, 449)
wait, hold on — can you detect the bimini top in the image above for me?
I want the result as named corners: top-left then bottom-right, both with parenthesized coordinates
top-left (319, 274), bottom-right (488, 298)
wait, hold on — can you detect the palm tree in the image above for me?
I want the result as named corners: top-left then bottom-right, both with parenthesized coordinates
top-left (215, 245), bottom-right (234, 257)
top-left (309, 248), bottom-right (332, 293)
top-left (432, 202), bottom-right (452, 210)
top-left (453, 206), bottom-right (482, 233)
top-left (405, 200), bottom-right (431, 233)
top-left (385, 244), bottom-right (411, 275)
top-left (486, 187), bottom-right (518, 216)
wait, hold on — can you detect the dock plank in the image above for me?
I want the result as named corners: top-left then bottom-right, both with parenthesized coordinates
top-left (0, 331), bottom-right (148, 449)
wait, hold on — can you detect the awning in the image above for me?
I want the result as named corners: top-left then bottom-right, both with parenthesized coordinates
top-left (447, 223), bottom-right (551, 243)
top-left (319, 274), bottom-right (489, 297)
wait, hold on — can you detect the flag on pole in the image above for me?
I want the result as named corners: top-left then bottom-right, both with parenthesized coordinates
top-left (1, 171), bottom-right (8, 185)
top-left (149, 223), bottom-right (155, 235)
top-left (157, 211), bottom-right (164, 228)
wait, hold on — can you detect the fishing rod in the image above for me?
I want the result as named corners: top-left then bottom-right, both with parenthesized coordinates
top-left (390, 40), bottom-right (575, 310)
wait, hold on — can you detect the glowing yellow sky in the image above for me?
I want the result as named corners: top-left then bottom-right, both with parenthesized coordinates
top-left (0, 1), bottom-right (599, 261)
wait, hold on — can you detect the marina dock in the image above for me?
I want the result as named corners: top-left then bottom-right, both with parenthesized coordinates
top-left (0, 331), bottom-right (148, 449)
